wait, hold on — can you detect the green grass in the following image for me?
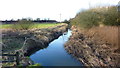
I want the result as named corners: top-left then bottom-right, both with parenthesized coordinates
top-left (1, 23), bottom-right (63, 29)
top-left (27, 63), bottom-right (42, 68)
top-left (1, 24), bottom-right (13, 29)
top-left (31, 23), bottom-right (62, 28)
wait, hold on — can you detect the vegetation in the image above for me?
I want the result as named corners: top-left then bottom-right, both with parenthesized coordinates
top-left (63, 19), bottom-right (70, 24)
top-left (1, 23), bottom-right (62, 29)
top-left (2, 38), bottom-right (24, 52)
top-left (102, 6), bottom-right (120, 25)
top-left (12, 19), bottom-right (34, 30)
top-left (27, 63), bottom-right (42, 68)
top-left (18, 63), bottom-right (42, 68)
top-left (2, 63), bottom-right (15, 67)
top-left (2, 23), bottom-right (66, 67)
top-left (1, 18), bottom-right (57, 24)
top-left (70, 6), bottom-right (120, 28)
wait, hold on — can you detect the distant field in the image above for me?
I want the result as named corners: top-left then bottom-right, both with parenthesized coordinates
top-left (1, 23), bottom-right (63, 29)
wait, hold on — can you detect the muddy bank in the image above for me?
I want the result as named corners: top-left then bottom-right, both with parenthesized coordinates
top-left (2, 24), bottom-right (68, 55)
top-left (22, 24), bottom-right (68, 56)
top-left (2, 24), bottom-right (68, 66)
top-left (64, 26), bottom-right (120, 67)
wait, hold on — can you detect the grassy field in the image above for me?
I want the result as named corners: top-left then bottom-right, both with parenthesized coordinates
top-left (1, 23), bottom-right (63, 29)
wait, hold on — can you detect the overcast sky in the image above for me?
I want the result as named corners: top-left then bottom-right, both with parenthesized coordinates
top-left (0, 0), bottom-right (119, 21)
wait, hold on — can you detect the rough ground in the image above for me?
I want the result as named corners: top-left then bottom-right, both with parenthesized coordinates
top-left (2, 23), bottom-right (68, 66)
top-left (64, 26), bottom-right (120, 67)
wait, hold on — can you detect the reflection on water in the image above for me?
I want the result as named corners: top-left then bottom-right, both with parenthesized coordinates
top-left (30, 29), bottom-right (82, 66)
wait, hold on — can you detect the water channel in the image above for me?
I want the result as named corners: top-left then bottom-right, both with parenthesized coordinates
top-left (30, 29), bottom-right (83, 66)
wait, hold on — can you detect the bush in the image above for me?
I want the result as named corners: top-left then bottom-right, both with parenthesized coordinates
top-left (12, 19), bottom-right (34, 30)
top-left (70, 6), bottom-right (120, 28)
top-left (71, 9), bottom-right (100, 28)
top-left (102, 6), bottom-right (120, 26)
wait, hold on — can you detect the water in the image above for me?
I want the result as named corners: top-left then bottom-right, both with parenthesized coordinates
top-left (30, 29), bottom-right (82, 66)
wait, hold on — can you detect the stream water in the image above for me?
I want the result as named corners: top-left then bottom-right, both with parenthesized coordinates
top-left (30, 29), bottom-right (82, 66)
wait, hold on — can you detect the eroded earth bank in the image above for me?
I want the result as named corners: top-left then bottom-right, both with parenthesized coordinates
top-left (2, 23), bottom-right (68, 66)
top-left (64, 26), bottom-right (120, 67)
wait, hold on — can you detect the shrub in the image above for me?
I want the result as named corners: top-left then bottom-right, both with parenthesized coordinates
top-left (70, 6), bottom-right (120, 28)
top-left (71, 9), bottom-right (100, 28)
top-left (12, 19), bottom-right (34, 30)
top-left (102, 6), bottom-right (120, 26)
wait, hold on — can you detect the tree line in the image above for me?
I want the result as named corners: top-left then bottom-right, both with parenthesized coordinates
top-left (0, 18), bottom-right (57, 24)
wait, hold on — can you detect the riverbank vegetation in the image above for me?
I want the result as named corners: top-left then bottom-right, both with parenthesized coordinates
top-left (2, 21), bottom-right (65, 52)
top-left (70, 6), bottom-right (120, 51)
top-left (2, 23), bottom-right (67, 53)
top-left (70, 6), bottom-right (120, 28)
top-left (65, 6), bottom-right (120, 67)
top-left (2, 22), bottom-right (68, 67)
top-left (65, 26), bottom-right (120, 66)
